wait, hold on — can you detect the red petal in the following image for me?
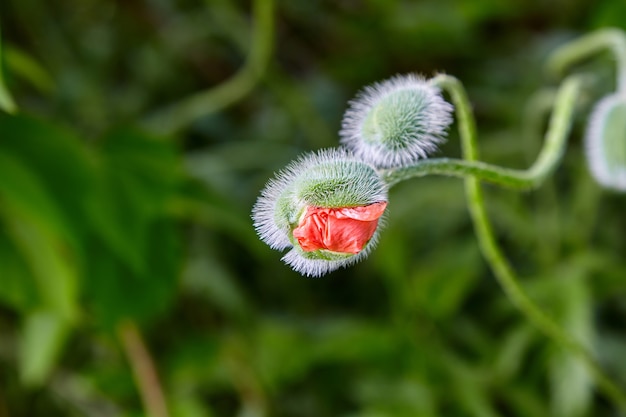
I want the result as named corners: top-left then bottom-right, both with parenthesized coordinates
top-left (292, 202), bottom-right (387, 254)
top-left (333, 201), bottom-right (387, 221)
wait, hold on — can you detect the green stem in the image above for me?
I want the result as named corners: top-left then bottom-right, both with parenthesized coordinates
top-left (521, 88), bottom-right (558, 164)
top-left (546, 28), bottom-right (626, 94)
top-left (142, 0), bottom-right (275, 135)
top-left (391, 74), bottom-right (626, 411)
top-left (382, 76), bottom-right (580, 188)
top-left (522, 88), bottom-right (562, 267)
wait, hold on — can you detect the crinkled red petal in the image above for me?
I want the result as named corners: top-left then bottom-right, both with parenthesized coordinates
top-left (293, 202), bottom-right (387, 254)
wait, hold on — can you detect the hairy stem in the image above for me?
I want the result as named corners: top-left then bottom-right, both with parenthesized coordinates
top-left (142, 0), bottom-right (275, 135)
top-left (522, 88), bottom-right (562, 267)
top-left (118, 321), bottom-right (170, 417)
top-left (394, 74), bottom-right (626, 410)
top-left (382, 76), bottom-right (581, 187)
top-left (546, 28), bottom-right (626, 93)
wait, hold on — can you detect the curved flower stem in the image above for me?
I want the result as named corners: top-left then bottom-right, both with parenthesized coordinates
top-left (382, 75), bottom-right (581, 188)
top-left (142, 0), bottom-right (275, 135)
top-left (546, 28), bottom-right (626, 94)
top-left (446, 74), bottom-right (626, 411)
top-left (390, 74), bottom-right (626, 410)
top-left (118, 320), bottom-right (170, 417)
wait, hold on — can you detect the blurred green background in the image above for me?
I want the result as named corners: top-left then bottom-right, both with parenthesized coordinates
top-left (1, 0), bottom-right (626, 416)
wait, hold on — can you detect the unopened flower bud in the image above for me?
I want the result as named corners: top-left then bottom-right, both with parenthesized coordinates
top-left (252, 149), bottom-right (388, 277)
top-left (340, 74), bottom-right (454, 168)
top-left (585, 93), bottom-right (626, 191)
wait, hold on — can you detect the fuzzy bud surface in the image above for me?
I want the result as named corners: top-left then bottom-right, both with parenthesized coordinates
top-left (340, 74), bottom-right (453, 168)
top-left (585, 93), bottom-right (626, 191)
top-left (252, 149), bottom-right (388, 277)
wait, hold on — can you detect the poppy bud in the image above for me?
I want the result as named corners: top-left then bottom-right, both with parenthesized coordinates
top-left (585, 93), bottom-right (626, 191)
top-left (340, 74), bottom-right (454, 168)
top-left (252, 149), bottom-right (388, 277)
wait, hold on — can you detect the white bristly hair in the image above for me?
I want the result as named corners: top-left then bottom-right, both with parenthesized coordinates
top-left (585, 93), bottom-right (626, 191)
top-left (251, 148), bottom-right (388, 277)
top-left (340, 74), bottom-right (454, 169)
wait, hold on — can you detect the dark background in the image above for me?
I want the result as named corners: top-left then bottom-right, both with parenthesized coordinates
top-left (1, 0), bottom-right (626, 416)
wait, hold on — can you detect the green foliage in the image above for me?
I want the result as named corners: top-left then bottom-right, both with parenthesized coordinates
top-left (19, 312), bottom-right (71, 387)
top-left (1, 0), bottom-right (626, 416)
top-left (0, 113), bottom-right (185, 390)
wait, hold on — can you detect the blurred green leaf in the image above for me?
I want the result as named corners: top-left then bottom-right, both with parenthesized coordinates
top-left (84, 129), bottom-right (183, 326)
top-left (0, 28), bottom-right (17, 114)
top-left (0, 152), bottom-right (79, 320)
top-left (0, 151), bottom-right (69, 242)
top-left (549, 276), bottom-right (594, 417)
top-left (19, 311), bottom-right (70, 387)
top-left (4, 44), bottom-right (55, 94)
top-left (0, 114), bottom-right (96, 254)
top-left (86, 218), bottom-right (182, 328)
top-left (0, 228), bottom-right (39, 311)
top-left (2, 213), bottom-right (78, 320)
top-left (86, 128), bottom-right (182, 275)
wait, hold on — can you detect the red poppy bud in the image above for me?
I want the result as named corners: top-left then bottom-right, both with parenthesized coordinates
top-left (252, 149), bottom-right (388, 277)
top-left (293, 202), bottom-right (387, 254)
